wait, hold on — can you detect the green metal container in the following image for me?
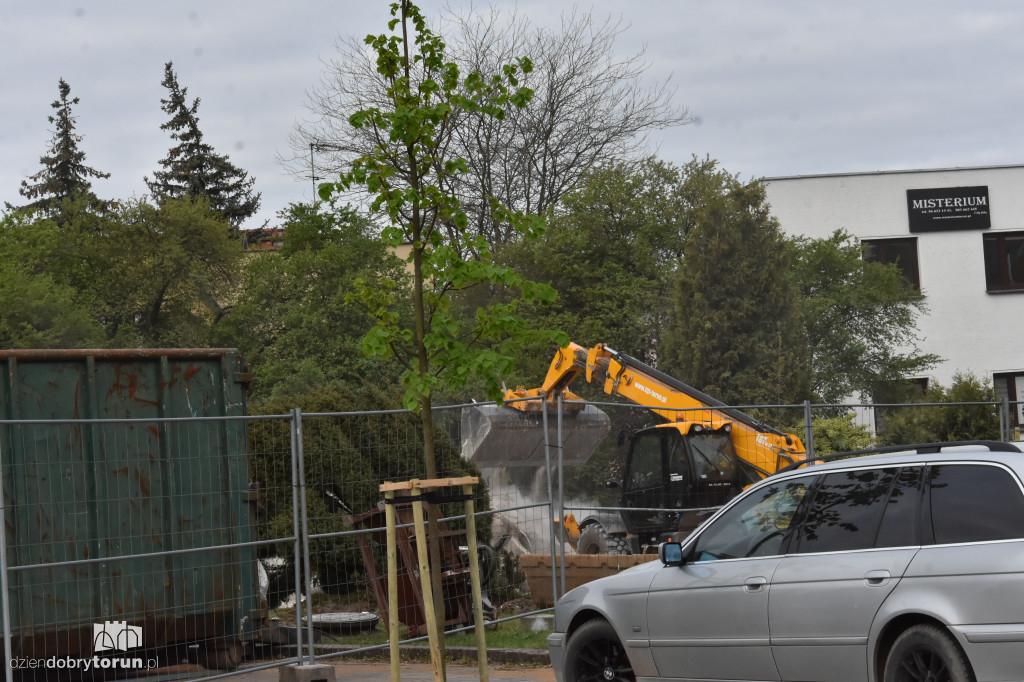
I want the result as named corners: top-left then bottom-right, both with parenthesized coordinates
top-left (0, 349), bottom-right (262, 669)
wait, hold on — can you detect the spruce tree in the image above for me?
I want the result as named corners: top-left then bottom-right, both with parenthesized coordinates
top-left (146, 62), bottom-right (260, 229)
top-left (663, 164), bottom-right (809, 407)
top-left (15, 78), bottom-right (110, 216)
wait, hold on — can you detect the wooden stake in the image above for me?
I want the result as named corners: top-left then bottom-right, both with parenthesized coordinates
top-left (463, 484), bottom-right (489, 682)
top-left (410, 483), bottom-right (444, 682)
top-left (384, 488), bottom-right (401, 682)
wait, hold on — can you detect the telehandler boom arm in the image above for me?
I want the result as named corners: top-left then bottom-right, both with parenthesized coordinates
top-left (503, 342), bottom-right (805, 476)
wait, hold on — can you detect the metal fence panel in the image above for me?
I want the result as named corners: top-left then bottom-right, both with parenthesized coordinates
top-left (0, 394), bottom-right (1019, 680)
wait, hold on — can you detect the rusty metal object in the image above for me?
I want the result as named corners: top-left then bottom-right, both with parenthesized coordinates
top-left (0, 348), bottom-right (261, 670)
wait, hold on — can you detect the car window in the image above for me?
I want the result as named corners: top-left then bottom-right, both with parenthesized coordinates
top-left (929, 464), bottom-right (1024, 544)
top-left (875, 466), bottom-right (923, 548)
top-left (690, 475), bottom-right (813, 561)
top-left (793, 469), bottom-right (895, 554)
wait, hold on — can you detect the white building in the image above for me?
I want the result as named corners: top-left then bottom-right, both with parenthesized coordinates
top-left (763, 164), bottom-right (1024, 429)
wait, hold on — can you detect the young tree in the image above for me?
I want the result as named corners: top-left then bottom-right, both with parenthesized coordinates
top-left (663, 166), bottom-right (810, 407)
top-left (324, 0), bottom-right (564, 456)
top-left (146, 62), bottom-right (261, 229)
top-left (289, 5), bottom-right (691, 246)
top-left (13, 78), bottom-right (110, 217)
top-left (320, 1), bottom-right (565, 657)
top-left (788, 229), bottom-right (939, 403)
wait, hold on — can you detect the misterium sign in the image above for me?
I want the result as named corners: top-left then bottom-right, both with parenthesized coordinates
top-left (906, 186), bottom-right (990, 233)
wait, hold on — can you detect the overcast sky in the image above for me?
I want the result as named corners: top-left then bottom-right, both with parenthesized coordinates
top-left (3, 1), bottom-right (1023, 229)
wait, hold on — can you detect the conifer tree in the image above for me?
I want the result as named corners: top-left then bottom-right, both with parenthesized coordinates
top-left (146, 62), bottom-right (260, 229)
top-left (663, 164), bottom-right (810, 407)
top-left (15, 78), bottom-right (110, 216)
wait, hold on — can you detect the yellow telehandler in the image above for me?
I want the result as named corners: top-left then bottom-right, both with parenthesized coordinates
top-left (464, 342), bottom-right (807, 554)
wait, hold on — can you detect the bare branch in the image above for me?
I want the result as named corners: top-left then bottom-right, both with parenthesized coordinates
top-left (280, 5), bottom-right (692, 247)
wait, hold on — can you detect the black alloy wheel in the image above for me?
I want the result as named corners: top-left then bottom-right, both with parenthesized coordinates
top-left (565, 619), bottom-right (635, 682)
top-left (884, 623), bottom-right (974, 682)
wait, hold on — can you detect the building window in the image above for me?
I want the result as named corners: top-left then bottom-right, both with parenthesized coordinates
top-left (863, 237), bottom-right (920, 290)
top-left (983, 231), bottom-right (1024, 292)
top-left (994, 372), bottom-right (1024, 432)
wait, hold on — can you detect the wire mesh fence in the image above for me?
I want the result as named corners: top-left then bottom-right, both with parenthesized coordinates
top-left (0, 396), bottom-right (1021, 680)
top-left (0, 415), bottom-right (288, 681)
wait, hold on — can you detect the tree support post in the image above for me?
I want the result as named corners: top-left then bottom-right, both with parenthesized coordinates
top-left (385, 489), bottom-right (401, 682)
top-left (380, 476), bottom-right (484, 682)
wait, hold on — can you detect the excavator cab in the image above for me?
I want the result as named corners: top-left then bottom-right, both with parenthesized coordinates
top-left (618, 424), bottom-right (761, 550)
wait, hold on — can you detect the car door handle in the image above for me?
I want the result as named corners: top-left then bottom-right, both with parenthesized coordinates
top-left (865, 570), bottom-right (891, 586)
top-left (744, 576), bottom-right (768, 593)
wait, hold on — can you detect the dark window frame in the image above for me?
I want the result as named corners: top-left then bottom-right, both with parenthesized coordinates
top-left (863, 237), bottom-right (921, 290)
top-left (994, 372), bottom-right (1024, 429)
top-left (924, 463), bottom-right (1024, 545)
top-left (983, 231), bottom-right (1024, 293)
top-left (790, 468), bottom-right (898, 554)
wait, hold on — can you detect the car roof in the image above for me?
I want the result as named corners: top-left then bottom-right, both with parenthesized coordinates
top-left (774, 440), bottom-right (1024, 479)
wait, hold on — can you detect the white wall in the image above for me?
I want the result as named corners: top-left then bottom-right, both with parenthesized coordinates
top-left (764, 165), bottom-right (1024, 388)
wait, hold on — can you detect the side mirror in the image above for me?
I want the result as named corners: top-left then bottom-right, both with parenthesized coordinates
top-left (606, 479), bottom-right (621, 490)
top-left (659, 541), bottom-right (684, 566)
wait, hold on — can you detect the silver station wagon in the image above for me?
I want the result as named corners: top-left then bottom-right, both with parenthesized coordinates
top-left (547, 441), bottom-right (1024, 682)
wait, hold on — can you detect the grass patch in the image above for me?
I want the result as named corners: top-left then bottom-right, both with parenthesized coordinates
top-left (311, 617), bottom-right (549, 650)
top-left (445, 618), bottom-right (549, 650)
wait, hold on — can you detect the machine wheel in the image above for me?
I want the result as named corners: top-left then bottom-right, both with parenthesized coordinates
top-left (564, 619), bottom-right (635, 682)
top-left (883, 623), bottom-right (974, 682)
top-left (577, 525), bottom-right (629, 555)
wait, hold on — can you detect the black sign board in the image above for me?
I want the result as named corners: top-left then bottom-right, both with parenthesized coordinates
top-left (906, 186), bottom-right (990, 233)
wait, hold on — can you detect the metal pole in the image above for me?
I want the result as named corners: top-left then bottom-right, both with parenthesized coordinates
top-left (0, 438), bottom-right (13, 682)
top-left (1000, 398), bottom-right (1009, 442)
top-left (463, 484), bottom-right (489, 682)
top-left (295, 409), bottom-right (317, 663)
top-left (557, 394), bottom-right (566, 598)
top-left (541, 391), bottom-right (558, 607)
top-left (803, 400), bottom-right (815, 459)
top-left (309, 143), bottom-right (316, 199)
top-left (289, 409), bottom-right (304, 666)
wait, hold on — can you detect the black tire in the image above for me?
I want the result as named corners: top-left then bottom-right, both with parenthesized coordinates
top-left (564, 619), bottom-right (635, 682)
top-left (884, 623), bottom-right (975, 682)
top-left (577, 525), bottom-right (629, 555)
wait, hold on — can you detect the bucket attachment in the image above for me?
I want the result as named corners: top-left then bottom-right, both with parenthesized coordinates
top-left (461, 402), bottom-right (610, 467)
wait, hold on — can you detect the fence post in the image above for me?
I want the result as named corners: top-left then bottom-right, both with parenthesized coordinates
top-left (803, 400), bottom-right (815, 459)
top-left (462, 483), bottom-right (490, 682)
top-left (1000, 398), bottom-right (1010, 442)
top-left (289, 409), bottom-right (305, 666)
top-left (557, 393), bottom-right (566, 598)
top-left (294, 409), bottom-right (317, 663)
top-left (0, 439), bottom-right (13, 682)
top-left (541, 391), bottom-right (558, 607)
